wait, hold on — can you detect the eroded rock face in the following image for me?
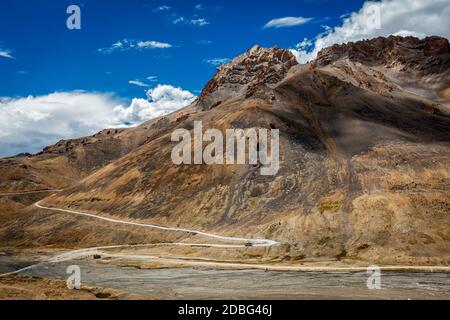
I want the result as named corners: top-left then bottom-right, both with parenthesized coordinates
top-left (198, 45), bottom-right (298, 110)
top-left (315, 36), bottom-right (450, 74)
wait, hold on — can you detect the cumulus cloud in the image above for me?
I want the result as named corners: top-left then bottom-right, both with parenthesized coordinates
top-left (113, 85), bottom-right (196, 125)
top-left (292, 0), bottom-right (450, 63)
top-left (205, 58), bottom-right (231, 66)
top-left (0, 49), bottom-right (14, 59)
top-left (0, 85), bottom-right (196, 157)
top-left (264, 16), bottom-right (313, 29)
top-left (0, 92), bottom-right (123, 157)
top-left (98, 39), bottom-right (172, 54)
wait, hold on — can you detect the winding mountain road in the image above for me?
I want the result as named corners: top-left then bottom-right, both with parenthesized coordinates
top-left (1, 200), bottom-right (449, 277)
top-left (35, 202), bottom-right (278, 246)
top-left (0, 201), bottom-right (279, 277)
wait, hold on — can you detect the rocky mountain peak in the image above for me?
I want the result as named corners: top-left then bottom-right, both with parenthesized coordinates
top-left (314, 35), bottom-right (450, 74)
top-left (197, 45), bottom-right (298, 110)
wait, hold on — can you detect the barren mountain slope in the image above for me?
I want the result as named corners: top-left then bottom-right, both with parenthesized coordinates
top-left (1, 36), bottom-right (449, 264)
top-left (0, 116), bottom-right (187, 194)
top-left (0, 115), bottom-right (186, 217)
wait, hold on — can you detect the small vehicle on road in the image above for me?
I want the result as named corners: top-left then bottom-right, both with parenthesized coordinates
top-left (244, 241), bottom-right (253, 247)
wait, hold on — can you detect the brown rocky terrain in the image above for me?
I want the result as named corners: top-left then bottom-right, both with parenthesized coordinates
top-left (0, 36), bottom-right (449, 266)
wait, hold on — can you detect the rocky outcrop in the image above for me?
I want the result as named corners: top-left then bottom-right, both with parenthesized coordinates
top-left (315, 35), bottom-right (450, 74)
top-left (198, 45), bottom-right (298, 110)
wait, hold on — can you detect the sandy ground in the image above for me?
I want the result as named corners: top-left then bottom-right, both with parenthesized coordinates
top-left (0, 276), bottom-right (151, 300)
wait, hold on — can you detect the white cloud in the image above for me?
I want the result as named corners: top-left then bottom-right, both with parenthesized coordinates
top-left (137, 41), bottom-right (172, 49)
top-left (113, 85), bottom-right (196, 125)
top-left (0, 92), bottom-right (124, 157)
top-left (264, 16), bottom-right (313, 29)
top-left (173, 16), bottom-right (210, 26)
top-left (205, 58), bottom-right (231, 66)
top-left (155, 5), bottom-right (170, 11)
top-left (393, 30), bottom-right (427, 38)
top-left (191, 18), bottom-right (210, 26)
top-left (147, 75), bottom-right (158, 82)
top-left (296, 38), bottom-right (313, 50)
top-left (129, 75), bottom-right (159, 87)
top-left (173, 16), bottom-right (186, 24)
top-left (129, 80), bottom-right (151, 87)
top-left (0, 85), bottom-right (196, 157)
top-left (99, 39), bottom-right (172, 54)
top-left (0, 49), bottom-right (14, 59)
top-left (195, 4), bottom-right (203, 10)
top-left (292, 0), bottom-right (450, 63)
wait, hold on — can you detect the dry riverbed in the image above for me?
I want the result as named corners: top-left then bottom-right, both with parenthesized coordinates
top-left (0, 249), bottom-right (449, 300)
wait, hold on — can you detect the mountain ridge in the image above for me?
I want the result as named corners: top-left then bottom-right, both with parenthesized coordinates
top-left (1, 35), bottom-right (449, 265)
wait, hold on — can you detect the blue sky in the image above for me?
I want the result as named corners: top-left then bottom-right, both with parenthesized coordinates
top-left (1, 0), bottom-right (449, 157)
top-left (0, 0), bottom-right (366, 99)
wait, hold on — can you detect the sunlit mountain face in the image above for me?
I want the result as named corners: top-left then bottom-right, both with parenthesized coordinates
top-left (0, 0), bottom-right (449, 301)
